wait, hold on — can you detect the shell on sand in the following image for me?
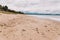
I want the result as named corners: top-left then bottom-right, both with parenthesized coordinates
top-left (0, 14), bottom-right (60, 40)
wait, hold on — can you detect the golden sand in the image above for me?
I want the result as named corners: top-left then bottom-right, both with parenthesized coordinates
top-left (0, 14), bottom-right (60, 40)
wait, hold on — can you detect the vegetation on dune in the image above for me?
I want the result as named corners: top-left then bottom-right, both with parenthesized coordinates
top-left (0, 5), bottom-right (24, 14)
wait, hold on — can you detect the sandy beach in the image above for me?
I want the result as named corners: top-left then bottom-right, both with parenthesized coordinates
top-left (0, 14), bottom-right (60, 40)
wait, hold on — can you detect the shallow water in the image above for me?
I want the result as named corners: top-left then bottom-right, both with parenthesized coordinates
top-left (28, 15), bottom-right (60, 22)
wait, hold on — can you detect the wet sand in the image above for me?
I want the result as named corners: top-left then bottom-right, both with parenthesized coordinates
top-left (0, 14), bottom-right (60, 40)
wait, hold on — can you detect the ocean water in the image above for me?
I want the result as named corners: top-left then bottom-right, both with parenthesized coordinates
top-left (28, 15), bottom-right (60, 22)
top-left (24, 12), bottom-right (60, 21)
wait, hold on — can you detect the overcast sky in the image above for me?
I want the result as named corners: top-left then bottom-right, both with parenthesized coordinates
top-left (0, 0), bottom-right (60, 13)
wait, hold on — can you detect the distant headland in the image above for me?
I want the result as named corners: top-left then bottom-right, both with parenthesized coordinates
top-left (0, 5), bottom-right (24, 14)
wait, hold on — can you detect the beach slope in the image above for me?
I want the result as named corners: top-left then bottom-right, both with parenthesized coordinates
top-left (0, 14), bottom-right (60, 40)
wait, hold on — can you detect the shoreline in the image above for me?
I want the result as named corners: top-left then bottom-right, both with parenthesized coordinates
top-left (28, 15), bottom-right (60, 22)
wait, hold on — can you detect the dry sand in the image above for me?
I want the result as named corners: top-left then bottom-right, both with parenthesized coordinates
top-left (0, 14), bottom-right (60, 40)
